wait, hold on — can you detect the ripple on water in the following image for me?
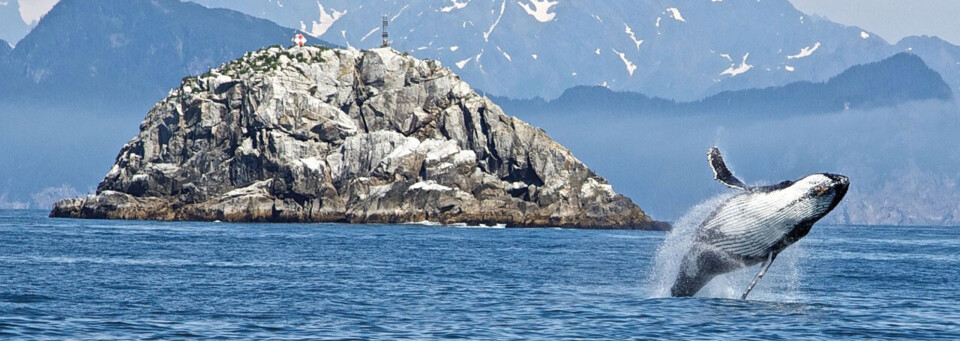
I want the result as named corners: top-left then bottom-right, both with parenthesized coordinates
top-left (0, 211), bottom-right (956, 339)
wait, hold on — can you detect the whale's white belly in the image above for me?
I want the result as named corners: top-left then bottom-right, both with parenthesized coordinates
top-left (699, 188), bottom-right (835, 258)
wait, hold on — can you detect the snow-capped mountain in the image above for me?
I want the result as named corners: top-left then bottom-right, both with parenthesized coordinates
top-left (191, 0), bottom-right (960, 100)
top-left (0, 0), bottom-right (324, 109)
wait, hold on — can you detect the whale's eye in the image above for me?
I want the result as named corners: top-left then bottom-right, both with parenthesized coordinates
top-left (814, 185), bottom-right (829, 195)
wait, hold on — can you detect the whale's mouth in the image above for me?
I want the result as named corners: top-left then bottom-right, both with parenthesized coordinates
top-left (825, 174), bottom-right (850, 212)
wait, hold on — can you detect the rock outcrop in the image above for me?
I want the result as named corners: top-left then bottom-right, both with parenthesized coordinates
top-left (51, 46), bottom-right (667, 229)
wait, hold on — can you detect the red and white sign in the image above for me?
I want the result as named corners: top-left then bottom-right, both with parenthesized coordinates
top-left (292, 33), bottom-right (306, 47)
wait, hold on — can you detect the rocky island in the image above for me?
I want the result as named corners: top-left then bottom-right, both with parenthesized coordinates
top-left (51, 46), bottom-right (667, 230)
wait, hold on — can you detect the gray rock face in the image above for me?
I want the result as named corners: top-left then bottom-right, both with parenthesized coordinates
top-left (52, 46), bottom-right (667, 229)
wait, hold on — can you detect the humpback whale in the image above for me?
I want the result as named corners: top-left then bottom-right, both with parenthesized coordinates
top-left (670, 147), bottom-right (849, 298)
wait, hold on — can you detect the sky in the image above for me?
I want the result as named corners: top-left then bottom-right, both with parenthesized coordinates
top-left (788, 0), bottom-right (960, 45)
top-left (1, 0), bottom-right (958, 46)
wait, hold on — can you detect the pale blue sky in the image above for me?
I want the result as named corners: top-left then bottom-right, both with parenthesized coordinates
top-left (789, 0), bottom-right (960, 45)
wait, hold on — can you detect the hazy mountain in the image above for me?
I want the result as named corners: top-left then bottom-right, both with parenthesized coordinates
top-left (0, 0), bottom-right (327, 109)
top-left (0, 1), bottom-right (32, 45)
top-left (0, 0), bottom-right (330, 208)
top-left (496, 53), bottom-right (952, 117)
top-left (894, 36), bottom-right (960, 101)
top-left (0, 39), bottom-right (10, 57)
top-left (191, 0), bottom-right (960, 100)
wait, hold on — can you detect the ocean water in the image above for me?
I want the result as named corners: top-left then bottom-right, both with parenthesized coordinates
top-left (0, 210), bottom-right (957, 339)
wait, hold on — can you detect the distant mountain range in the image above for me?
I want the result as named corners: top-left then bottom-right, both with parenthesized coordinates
top-left (495, 53), bottom-right (953, 117)
top-left (191, 0), bottom-right (960, 100)
top-left (0, 0), bottom-right (329, 110)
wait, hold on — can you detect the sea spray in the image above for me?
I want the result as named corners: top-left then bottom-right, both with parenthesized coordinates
top-left (646, 192), bottom-right (805, 301)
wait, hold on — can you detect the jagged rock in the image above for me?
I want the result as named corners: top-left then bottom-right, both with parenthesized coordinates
top-left (51, 46), bottom-right (667, 230)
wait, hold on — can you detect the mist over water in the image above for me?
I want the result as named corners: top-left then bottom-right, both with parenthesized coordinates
top-left (513, 100), bottom-right (960, 225)
top-left (647, 192), bottom-right (807, 302)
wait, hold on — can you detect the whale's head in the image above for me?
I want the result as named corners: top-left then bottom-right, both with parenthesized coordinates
top-left (789, 173), bottom-right (850, 220)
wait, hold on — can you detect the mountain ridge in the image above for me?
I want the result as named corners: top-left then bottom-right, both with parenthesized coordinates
top-left (495, 53), bottom-right (952, 117)
top-left (0, 0), bottom-right (332, 109)
top-left (190, 0), bottom-right (960, 100)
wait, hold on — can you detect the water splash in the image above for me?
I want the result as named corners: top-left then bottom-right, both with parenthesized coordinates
top-left (646, 192), bottom-right (805, 302)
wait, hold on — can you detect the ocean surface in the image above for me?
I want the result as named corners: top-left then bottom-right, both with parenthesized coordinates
top-left (0, 210), bottom-right (957, 339)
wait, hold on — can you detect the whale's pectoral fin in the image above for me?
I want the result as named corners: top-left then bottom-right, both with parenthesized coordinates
top-left (741, 251), bottom-right (778, 300)
top-left (708, 147), bottom-right (748, 190)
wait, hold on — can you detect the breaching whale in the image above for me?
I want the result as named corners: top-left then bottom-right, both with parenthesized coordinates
top-left (670, 147), bottom-right (849, 299)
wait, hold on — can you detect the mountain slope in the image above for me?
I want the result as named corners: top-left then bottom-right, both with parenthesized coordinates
top-left (0, 39), bottom-right (10, 61)
top-left (191, 0), bottom-right (959, 100)
top-left (0, 1), bottom-right (32, 45)
top-left (496, 53), bottom-right (952, 117)
top-left (1, 0), bottom-right (329, 108)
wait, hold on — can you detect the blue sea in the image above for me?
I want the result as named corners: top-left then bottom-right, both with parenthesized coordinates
top-left (0, 210), bottom-right (957, 339)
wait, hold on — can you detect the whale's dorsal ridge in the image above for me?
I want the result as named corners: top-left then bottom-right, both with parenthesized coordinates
top-left (708, 147), bottom-right (748, 190)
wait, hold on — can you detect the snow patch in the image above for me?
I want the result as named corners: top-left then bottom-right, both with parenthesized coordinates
top-left (497, 46), bottom-right (512, 61)
top-left (340, 30), bottom-right (351, 48)
top-left (666, 7), bottom-right (686, 22)
top-left (484, 0), bottom-right (507, 42)
top-left (450, 46), bottom-right (460, 52)
top-left (441, 0), bottom-right (470, 12)
top-left (785, 65), bottom-right (795, 72)
top-left (860, 31), bottom-right (870, 39)
top-left (360, 27), bottom-right (379, 42)
top-left (595, 48), bottom-right (601, 55)
top-left (655, 17), bottom-right (661, 28)
top-left (612, 49), bottom-right (637, 76)
top-left (531, 54), bottom-right (538, 60)
top-left (787, 42), bottom-right (820, 59)
top-left (624, 23), bottom-right (644, 50)
top-left (720, 53), bottom-right (753, 77)
top-left (455, 57), bottom-right (472, 69)
top-left (300, 2), bottom-right (346, 38)
top-left (517, 0), bottom-right (558, 23)
top-left (391, 4), bottom-right (410, 21)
